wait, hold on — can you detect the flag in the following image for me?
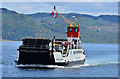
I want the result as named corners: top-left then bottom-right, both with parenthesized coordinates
top-left (50, 12), bottom-right (54, 15)
top-left (54, 13), bottom-right (57, 19)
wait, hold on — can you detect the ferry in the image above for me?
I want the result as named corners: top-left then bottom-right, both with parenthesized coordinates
top-left (15, 6), bottom-right (85, 68)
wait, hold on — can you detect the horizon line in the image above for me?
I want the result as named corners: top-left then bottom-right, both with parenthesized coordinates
top-left (1, 7), bottom-right (118, 16)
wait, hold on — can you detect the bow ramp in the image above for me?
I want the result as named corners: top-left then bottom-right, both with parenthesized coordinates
top-left (16, 38), bottom-right (55, 66)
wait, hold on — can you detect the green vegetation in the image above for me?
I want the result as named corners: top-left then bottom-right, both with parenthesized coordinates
top-left (1, 8), bottom-right (118, 43)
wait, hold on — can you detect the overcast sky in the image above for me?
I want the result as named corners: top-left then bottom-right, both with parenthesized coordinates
top-left (1, 2), bottom-right (118, 16)
top-left (1, 0), bottom-right (120, 2)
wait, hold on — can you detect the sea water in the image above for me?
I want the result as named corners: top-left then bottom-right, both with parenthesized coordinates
top-left (1, 41), bottom-right (118, 77)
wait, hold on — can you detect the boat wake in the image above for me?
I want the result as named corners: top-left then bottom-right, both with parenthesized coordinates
top-left (15, 61), bottom-right (118, 69)
top-left (44, 63), bottom-right (90, 69)
top-left (47, 62), bottom-right (118, 69)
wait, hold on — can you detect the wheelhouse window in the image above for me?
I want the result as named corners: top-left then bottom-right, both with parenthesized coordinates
top-left (73, 28), bottom-right (77, 32)
top-left (68, 28), bottom-right (72, 32)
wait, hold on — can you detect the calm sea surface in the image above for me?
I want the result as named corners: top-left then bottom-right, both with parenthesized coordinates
top-left (1, 41), bottom-right (118, 77)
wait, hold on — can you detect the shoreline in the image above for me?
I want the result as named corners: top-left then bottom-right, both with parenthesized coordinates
top-left (0, 39), bottom-right (21, 42)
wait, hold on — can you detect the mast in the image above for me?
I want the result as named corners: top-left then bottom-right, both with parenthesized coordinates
top-left (53, 6), bottom-right (73, 27)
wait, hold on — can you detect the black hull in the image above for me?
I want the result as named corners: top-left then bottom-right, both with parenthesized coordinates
top-left (16, 59), bottom-right (85, 68)
top-left (17, 49), bottom-right (55, 65)
top-left (16, 38), bottom-right (85, 68)
top-left (16, 49), bottom-right (85, 66)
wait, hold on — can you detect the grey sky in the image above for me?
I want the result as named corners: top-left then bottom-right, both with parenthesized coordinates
top-left (1, 0), bottom-right (120, 2)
